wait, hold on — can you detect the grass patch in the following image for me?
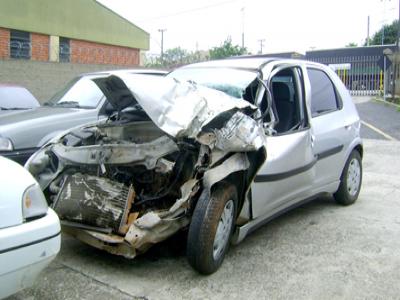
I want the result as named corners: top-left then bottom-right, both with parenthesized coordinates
top-left (372, 96), bottom-right (400, 111)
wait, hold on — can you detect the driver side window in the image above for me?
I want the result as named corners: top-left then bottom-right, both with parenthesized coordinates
top-left (267, 67), bottom-right (307, 134)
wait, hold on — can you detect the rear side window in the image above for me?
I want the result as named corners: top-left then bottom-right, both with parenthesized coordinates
top-left (307, 68), bottom-right (339, 117)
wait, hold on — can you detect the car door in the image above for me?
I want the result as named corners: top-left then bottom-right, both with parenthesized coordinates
top-left (251, 63), bottom-right (316, 219)
top-left (305, 65), bottom-right (355, 191)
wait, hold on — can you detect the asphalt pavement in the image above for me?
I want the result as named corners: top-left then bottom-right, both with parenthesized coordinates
top-left (7, 97), bottom-right (400, 300)
top-left (354, 96), bottom-right (400, 141)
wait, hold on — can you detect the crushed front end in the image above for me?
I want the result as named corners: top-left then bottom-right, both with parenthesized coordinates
top-left (26, 74), bottom-right (267, 258)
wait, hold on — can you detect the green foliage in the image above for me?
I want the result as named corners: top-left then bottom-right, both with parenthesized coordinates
top-left (145, 37), bottom-right (247, 68)
top-left (209, 37), bottom-right (247, 59)
top-left (345, 42), bottom-right (358, 47)
top-left (145, 47), bottom-right (208, 68)
top-left (163, 47), bottom-right (189, 65)
top-left (365, 19), bottom-right (399, 46)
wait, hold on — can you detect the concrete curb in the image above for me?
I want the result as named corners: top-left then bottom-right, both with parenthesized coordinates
top-left (373, 97), bottom-right (400, 109)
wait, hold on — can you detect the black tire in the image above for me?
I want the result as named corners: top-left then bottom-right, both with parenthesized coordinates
top-left (187, 183), bottom-right (237, 274)
top-left (334, 150), bottom-right (362, 205)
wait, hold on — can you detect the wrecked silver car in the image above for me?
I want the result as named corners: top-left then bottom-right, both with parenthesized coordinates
top-left (26, 58), bottom-right (363, 274)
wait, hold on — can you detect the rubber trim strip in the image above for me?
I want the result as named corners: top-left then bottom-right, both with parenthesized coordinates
top-left (0, 231), bottom-right (61, 254)
top-left (316, 145), bottom-right (344, 160)
top-left (254, 144), bottom-right (344, 182)
top-left (254, 158), bottom-right (317, 182)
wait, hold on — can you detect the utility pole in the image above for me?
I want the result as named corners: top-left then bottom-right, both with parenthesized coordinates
top-left (158, 29), bottom-right (166, 62)
top-left (381, 0), bottom-right (389, 45)
top-left (367, 15), bottom-right (370, 46)
top-left (241, 7), bottom-right (245, 49)
top-left (258, 39), bottom-right (265, 54)
top-left (390, 0), bottom-right (400, 99)
top-left (397, 0), bottom-right (400, 50)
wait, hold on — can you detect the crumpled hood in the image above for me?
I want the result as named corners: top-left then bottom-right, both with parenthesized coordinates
top-left (93, 74), bottom-right (265, 150)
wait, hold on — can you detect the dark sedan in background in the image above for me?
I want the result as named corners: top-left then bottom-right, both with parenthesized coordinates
top-left (0, 69), bottom-right (166, 164)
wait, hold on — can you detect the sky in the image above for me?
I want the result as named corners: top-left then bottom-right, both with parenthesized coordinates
top-left (97, 0), bottom-right (399, 56)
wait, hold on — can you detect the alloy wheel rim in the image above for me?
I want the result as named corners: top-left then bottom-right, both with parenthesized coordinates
top-left (347, 158), bottom-right (361, 196)
top-left (213, 199), bottom-right (234, 260)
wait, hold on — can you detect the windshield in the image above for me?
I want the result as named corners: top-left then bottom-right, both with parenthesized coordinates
top-left (46, 76), bottom-right (104, 108)
top-left (168, 67), bottom-right (258, 99)
top-left (0, 86), bottom-right (39, 109)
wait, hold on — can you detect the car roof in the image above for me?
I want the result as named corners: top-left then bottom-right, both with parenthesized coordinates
top-left (177, 56), bottom-right (279, 71)
top-left (80, 68), bottom-right (168, 77)
top-left (175, 56), bottom-right (320, 72)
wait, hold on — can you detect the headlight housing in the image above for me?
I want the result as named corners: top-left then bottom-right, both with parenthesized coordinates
top-left (0, 136), bottom-right (13, 151)
top-left (22, 183), bottom-right (48, 220)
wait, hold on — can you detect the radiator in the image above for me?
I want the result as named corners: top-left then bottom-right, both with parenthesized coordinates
top-left (53, 173), bottom-right (131, 233)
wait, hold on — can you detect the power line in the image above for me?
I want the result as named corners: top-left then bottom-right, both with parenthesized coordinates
top-left (138, 0), bottom-right (238, 21)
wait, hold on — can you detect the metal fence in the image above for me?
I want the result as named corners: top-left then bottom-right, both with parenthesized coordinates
top-left (307, 55), bottom-right (391, 96)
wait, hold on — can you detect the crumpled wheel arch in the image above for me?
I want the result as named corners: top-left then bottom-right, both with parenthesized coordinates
top-left (196, 146), bottom-right (267, 221)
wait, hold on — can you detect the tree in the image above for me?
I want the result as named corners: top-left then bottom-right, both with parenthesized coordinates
top-left (345, 42), bottom-right (358, 47)
top-left (145, 47), bottom-right (207, 68)
top-left (163, 47), bottom-right (189, 65)
top-left (145, 37), bottom-right (246, 68)
top-left (209, 37), bottom-right (247, 59)
top-left (365, 19), bottom-right (399, 46)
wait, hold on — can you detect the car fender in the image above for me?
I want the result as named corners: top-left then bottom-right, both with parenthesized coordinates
top-left (341, 137), bottom-right (363, 173)
top-left (346, 137), bottom-right (363, 158)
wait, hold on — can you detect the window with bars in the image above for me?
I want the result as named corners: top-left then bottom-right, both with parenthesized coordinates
top-left (59, 37), bottom-right (70, 62)
top-left (10, 30), bottom-right (31, 59)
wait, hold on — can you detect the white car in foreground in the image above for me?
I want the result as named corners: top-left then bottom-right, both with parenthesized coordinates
top-left (0, 156), bottom-right (60, 299)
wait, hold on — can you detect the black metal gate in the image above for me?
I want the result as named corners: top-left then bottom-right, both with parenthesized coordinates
top-left (306, 46), bottom-right (397, 96)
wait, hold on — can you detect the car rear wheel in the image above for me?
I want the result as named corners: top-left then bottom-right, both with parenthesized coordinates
top-left (334, 150), bottom-right (362, 205)
top-left (187, 183), bottom-right (237, 274)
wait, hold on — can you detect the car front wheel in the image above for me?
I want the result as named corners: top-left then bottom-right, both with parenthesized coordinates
top-left (334, 150), bottom-right (362, 205)
top-left (187, 183), bottom-right (237, 274)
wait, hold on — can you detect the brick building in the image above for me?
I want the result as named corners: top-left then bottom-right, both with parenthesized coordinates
top-left (0, 0), bottom-right (149, 66)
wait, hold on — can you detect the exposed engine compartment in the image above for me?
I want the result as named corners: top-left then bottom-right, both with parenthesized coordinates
top-left (28, 120), bottom-right (207, 256)
top-left (43, 121), bottom-right (199, 224)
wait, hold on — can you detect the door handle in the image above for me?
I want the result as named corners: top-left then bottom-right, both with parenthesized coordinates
top-left (344, 124), bottom-right (352, 130)
top-left (310, 135), bottom-right (315, 148)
